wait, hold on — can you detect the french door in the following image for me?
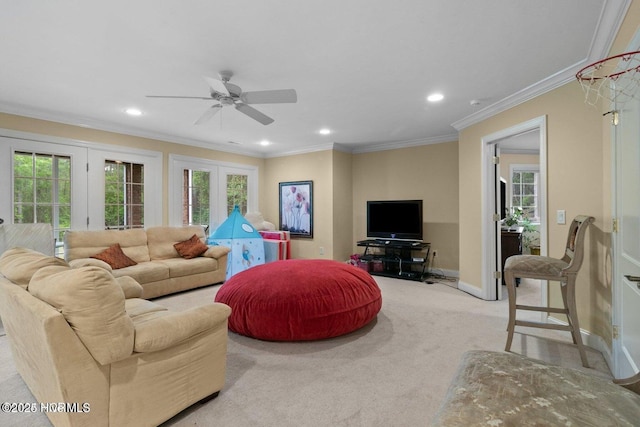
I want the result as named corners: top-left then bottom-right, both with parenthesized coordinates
top-left (0, 137), bottom-right (88, 250)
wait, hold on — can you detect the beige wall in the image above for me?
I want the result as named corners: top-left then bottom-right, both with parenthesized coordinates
top-left (332, 150), bottom-right (354, 262)
top-left (351, 141), bottom-right (459, 271)
top-left (263, 150), bottom-right (334, 260)
top-left (459, 81), bottom-right (618, 348)
top-left (459, 82), bottom-right (609, 340)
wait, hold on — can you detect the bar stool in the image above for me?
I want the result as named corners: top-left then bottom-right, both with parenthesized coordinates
top-left (504, 215), bottom-right (595, 367)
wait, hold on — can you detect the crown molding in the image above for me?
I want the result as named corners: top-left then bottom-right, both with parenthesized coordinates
top-left (0, 103), bottom-right (268, 158)
top-left (262, 142), bottom-right (342, 158)
top-left (452, 0), bottom-right (632, 132)
top-left (349, 134), bottom-right (459, 154)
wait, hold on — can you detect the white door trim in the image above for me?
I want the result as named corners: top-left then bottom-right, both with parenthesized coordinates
top-left (481, 116), bottom-right (548, 301)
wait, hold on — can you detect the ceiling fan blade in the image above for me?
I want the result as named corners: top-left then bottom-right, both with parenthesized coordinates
top-left (194, 104), bottom-right (223, 125)
top-left (235, 103), bottom-right (274, 125)
top-left (204, 76), bottom-right (230, 96)
top-left (240, 89), bottom-right (297, 104)
top-left (146, 95), bottom-right (212, 99)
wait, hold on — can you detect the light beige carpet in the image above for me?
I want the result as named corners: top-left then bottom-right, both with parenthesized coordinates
top-left (0, 276), bottom-right (611, 427)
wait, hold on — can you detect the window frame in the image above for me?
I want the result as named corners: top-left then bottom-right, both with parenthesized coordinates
top-left (1, 129), bottom-right (162, 235)
top-left (168, 154), bottom-right (258, 232)
top-left (88, 146), bottom-right (162, 229)
top-left (509, 164), bottom-right (540, 223)
top-left (1, 135), bottom-right (89, 238)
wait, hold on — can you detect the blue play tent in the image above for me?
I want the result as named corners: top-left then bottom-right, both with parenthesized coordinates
top-left (209, 206), bottom-right (265, 280)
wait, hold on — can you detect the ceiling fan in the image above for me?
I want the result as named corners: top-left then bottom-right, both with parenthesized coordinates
top-left (146, 71), bottom-right (297, 125)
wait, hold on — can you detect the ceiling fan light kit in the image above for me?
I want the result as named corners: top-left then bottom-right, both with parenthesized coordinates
top-left (147, 71), bottom-right (297, 126)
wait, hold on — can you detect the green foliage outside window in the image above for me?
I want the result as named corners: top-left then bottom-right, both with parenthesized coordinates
top-left (13, 152), bottom-right (71, 242)
top-left (104, 161), bottom-right (144, 229)
top-left (227, 174), bottom-right (247, 215)
top-left (185, 170), bottom-right (211, 226)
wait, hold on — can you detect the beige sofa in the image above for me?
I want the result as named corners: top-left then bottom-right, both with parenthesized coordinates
top-left (0, 247), bottom-right (232, 427)
top-left (64, 226), bottom-right (230, 299)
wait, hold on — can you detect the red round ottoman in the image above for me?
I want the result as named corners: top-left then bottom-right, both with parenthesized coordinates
top-left (214, 259), bottom-right (382, 341)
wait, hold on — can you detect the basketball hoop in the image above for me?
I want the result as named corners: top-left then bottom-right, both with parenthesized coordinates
top-left (576, 50), bottom-right (640, 107)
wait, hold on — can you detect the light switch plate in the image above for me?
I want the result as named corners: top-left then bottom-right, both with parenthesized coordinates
top-left (557, 210), bottom-right (566, 225)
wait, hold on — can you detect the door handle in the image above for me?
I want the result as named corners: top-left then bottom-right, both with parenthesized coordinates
top-left (624, 275), bottom-right (640, 289)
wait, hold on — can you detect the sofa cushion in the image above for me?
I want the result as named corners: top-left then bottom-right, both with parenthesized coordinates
top-left (125, 298), bottom-right (168, 320)
top-left (146, 226), bottom-right (206, 260)
top-left (159, 257), bottom-right (219, 278)
top-left (109, 261), bottom-right (170, 283)
top-left (29, 266), bottom-right (134, 365)
top-left (133, 304), bottom-right (231, 353)
top-left (0, 247), bottom-right (69, 289)
top-left (91, 243), bottom-right (138, 269)
top-left (64, 229), bottom-right (150, 263)
top-left (174, 234), bottom-right (208, 259)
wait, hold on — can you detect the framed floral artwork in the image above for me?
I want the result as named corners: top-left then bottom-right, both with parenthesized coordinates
top-left (279, 181), bottom-right (313, 238)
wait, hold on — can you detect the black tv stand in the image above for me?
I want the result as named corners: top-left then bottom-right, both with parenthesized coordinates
top-left (357, 239), bottom-right (430, 281)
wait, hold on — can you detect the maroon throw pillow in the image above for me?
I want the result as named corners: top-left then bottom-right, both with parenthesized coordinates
top-left (91, 243), bottom-right (137, 269)
top-left (174, 234), bottom-right (208, 259)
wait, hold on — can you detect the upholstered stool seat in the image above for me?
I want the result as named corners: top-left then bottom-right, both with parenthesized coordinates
top-left (504, 255), bottom-right (569, 279)
top-left (214, 259), bottom-right (382, 341)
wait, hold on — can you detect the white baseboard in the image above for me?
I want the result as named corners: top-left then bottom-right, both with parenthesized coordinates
top-left (547, 316), bottom-right (613, 373)
top-left (427, 268), bottom-right (459, 279)
top-left (457, 279), bottom-right (487, 300)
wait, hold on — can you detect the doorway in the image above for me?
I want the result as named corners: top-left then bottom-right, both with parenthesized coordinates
top-left (481, 116), bottom-right (548, 301)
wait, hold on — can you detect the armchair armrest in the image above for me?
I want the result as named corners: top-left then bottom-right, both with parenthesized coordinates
top-left (115, 276), bottom-right (143, 299)
top-left (203, 245), bottom-right (231, 259)
top-left (69, 257), bottom-right (113, 272)
top-left (133, 303), bottom-right (231, 353)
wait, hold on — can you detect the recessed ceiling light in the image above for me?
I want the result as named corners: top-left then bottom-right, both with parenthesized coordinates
top-left (319, 128), bottom-right (331, 135)
top-left (427, 93), bottom-right (444, 102)
top-left (125, 108), bottom-right (142, 116)
top-left (259, 140), bottom-right (271, 146)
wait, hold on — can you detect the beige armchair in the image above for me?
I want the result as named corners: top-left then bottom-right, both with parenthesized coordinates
top-left (0, 248), bottom-right (231, 427)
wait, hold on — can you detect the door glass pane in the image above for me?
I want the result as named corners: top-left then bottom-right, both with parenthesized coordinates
top-left (12, 152), bottom-right (72, 250)
top-left (227, 174), bottom-right (248, 215)
top-left (36, 178), bottom-right (52, 203)
top-left (182, 169), bottom-right (210, 226)
top-left (104, 160), bottom-right (144, 230)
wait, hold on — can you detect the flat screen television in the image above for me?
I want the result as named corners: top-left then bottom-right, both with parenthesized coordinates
top-left (366, 199), bottom-right (423, 241)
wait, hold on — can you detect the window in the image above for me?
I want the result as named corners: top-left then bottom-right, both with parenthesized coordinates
top-left (13, 151), bottom-right (72, 246)
top-left (510, 166), bottom-right (539, 222)
top-left (104, 160), bottom-right (144, 229)
top-left (168, 155), bottom-right (257, 232)
top-left (182, 169), bottom-right (210, 226)
top-left (226, 173), bottom-right (248, 215)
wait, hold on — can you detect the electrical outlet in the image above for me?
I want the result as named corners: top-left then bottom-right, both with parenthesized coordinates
top-left (432, 250), bottom-right (437, 257)
top-left (319, 246), bottom-right (324, 255)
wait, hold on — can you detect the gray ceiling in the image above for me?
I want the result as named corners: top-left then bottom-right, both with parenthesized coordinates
top-left (0, 1), bottom-right (631, 157)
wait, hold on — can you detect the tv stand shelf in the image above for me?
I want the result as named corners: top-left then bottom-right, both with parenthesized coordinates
top-left (357, 239), bottom-right (430, 281)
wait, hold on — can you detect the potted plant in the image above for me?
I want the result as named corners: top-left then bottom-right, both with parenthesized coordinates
top-left (503, 207), bottom-right (539, 254)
